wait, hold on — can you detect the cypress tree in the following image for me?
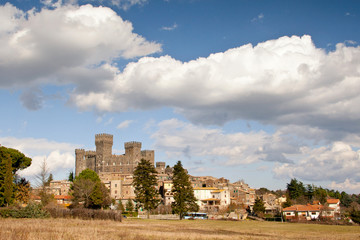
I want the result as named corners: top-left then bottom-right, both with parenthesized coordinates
top-left (172, 161), bottom-right (199, 220)
top-left (3, 153), bottom-right (13, 206)
top-left (133, 159), bottom-right (160, 219)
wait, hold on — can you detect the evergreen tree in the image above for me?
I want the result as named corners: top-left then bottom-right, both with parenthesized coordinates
top-left (90, 182), bottom-right (104, 209)
top-left (46, 173), bottom-right (53, 186)
top-left (133, 159), bottom-right (160, 218)
top-left (287, 178), bottom-right (305, 200)
top-left (126, 200), bottom-right (134, 212)
top-left (171, 161), bottom-right (199, 219)
top-left (68, 171), bottom-right (74, 182)
top-left (0, 146), bottom-right (32, 207)
top-left (253, 197), bottom-right (265, 216)
top-left (3, 153), bottom-right (14, 206)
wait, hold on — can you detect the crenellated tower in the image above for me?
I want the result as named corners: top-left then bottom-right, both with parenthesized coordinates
top-left (95, 133), bottom-right (113, 172)
top-left (75, 149), bottom-right (85, 176)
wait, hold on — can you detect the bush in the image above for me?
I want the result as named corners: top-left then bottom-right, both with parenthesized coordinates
top-left (0, 203), bottom-right (50, 218)
top-left (46, 207), bottom-right (122, 221)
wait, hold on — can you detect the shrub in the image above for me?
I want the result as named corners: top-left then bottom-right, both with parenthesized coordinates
top-left (46, 207), bottom-right (122, 221)
top-left (0, 203), bottom-right (50, 218)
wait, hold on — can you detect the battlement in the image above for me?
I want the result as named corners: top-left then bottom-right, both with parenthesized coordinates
top-left (86, 150), bottom-right (96, 155)
top-left (75, 149), bottom-right (85, 153)
top-left (95, 133), bottom-right (113, 144)
top-left (125, 141), bottom-right (142, 149)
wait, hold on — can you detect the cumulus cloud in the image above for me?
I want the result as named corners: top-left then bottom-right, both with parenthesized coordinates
top-left (117, 119), bottom-right (133, 129)
top-left (71, 35), bottom-right (360, 141)
top-left (0, 3), bottom-right (161, 88)
top-left (151, 118), bottom-right (297, 165)
top-left (273, 142), bottom-right (360, 184)
top-left (0, 136), bottom-right (79, 181)
top-left (330, 179), bottom-right (360, 194)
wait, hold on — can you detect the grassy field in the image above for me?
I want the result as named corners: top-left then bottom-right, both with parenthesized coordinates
top-left (0, 218), bottom-right (359, 240)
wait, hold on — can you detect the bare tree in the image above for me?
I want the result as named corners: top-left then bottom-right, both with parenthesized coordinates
top-left (35, 158), bottom-right (53, 205)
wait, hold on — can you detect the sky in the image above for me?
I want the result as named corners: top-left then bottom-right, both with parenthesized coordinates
top-left (1, 0), bottom-right (360, 193)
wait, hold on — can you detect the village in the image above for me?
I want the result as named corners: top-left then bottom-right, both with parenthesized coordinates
top-left (32, 133), bottom-right (342, 222)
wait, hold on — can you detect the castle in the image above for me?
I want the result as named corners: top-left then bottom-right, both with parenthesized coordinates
top-left (75, 133), bottom-right (155, 176)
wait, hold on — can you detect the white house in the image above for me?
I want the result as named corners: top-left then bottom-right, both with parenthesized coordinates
top-left (193, 187), bottom-right (230, 212)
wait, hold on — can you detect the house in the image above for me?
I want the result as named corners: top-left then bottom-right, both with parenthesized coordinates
top-left (283, 202), bottom-right (337, 221)
top-left (193, 187), bottom-right (230, 212)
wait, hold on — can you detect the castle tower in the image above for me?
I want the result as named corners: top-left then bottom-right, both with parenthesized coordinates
top-left (125, 141), bottom-right (141, 164)
top-left (75, 149), bottom-right (85, 176)
top-left (95, 133), bottom-right (113, 172)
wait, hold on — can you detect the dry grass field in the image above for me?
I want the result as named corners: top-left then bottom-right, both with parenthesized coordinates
top-left (0, 218), bottom-right (359, 240)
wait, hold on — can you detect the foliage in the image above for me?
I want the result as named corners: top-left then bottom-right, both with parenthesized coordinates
top-left (118, 200), bottom-right (125, 212)
top-left (77, 168), bottom-right (101, 182)
top-left (71, 169), bottom-right (110, 209)
top-left (126, 200), bottom-right (134, 212)
top-left (171, 161), bottom-right (199, 219)
top-left (282, 197), bottom-right (292, 208)
top-left (0, 202), bottom-right (50, 218)
top-left (15, 177), bottom-right (31, 204)
top-left (253, 197), bottom-right (265, 216)
top-left (350, 210), bottom-right (360, 224)
top-left (45, 207), bottom-right (122, 221)
top-left (68, 171), bottom-right (74, 182)
top-left (2, 153), bottom-right (14, 206)
top-left (46, 173), bottom-right (53, 186)
top-left (287, 178), bottom-right (306, 200)
top-left (0, 146), bottom-right (32, 207)
top-left (0, 146), bottom-right (32, 172)
top-left (133, 159), bottom-right (160, 218)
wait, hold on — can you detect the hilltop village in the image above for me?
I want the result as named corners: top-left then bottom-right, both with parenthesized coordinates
top-left (38, 133), bottom-right (344, 221)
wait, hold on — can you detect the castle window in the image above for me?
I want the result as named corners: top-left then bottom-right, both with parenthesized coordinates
top-left (115, 184), bottom-right (117, 187)
top-left (115, 190), bottom-right (117, 194)
top-left (113, 162), bottom-right (115, 166)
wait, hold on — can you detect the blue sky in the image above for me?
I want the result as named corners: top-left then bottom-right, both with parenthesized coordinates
top-left (1, 0), bottom-right (360, 193)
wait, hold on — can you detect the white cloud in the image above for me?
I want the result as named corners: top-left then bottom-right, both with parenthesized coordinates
top-left (329, 179), bottom-right (360, 194)
top-left (273, 142), bottom-right (360, 186)
top-left (0, 3), bottom-right (161, 88)
top-left (151, 118), bottom-right (297, 165)
top-left (0, 136), bottom-right (79, 181)
top-left (161, 23), bottom-right (178, 31)
top-left (251, 13), bottom-right (264, 22)
top-left (117, 119), bottom-right (133, 129)
top-left (110, 0), bottom-right (148, 10)
top-left (71, 35), bottom-right (360, 141)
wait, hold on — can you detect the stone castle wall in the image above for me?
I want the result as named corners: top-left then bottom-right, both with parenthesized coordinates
top-left (75, 134), bottom-right (155, 176)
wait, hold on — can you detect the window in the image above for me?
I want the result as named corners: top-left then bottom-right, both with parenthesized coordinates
top-left (115, 184), bottom-right (117, 187)
top-left (115, 190), bottom-right (117, 194)
top-left (286, 213), bottom-right (291, 216)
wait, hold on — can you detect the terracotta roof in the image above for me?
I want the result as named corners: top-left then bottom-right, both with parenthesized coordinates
top-left (327, 199), bottom-right (340, 204)
top-left (283, 204), bottom-right (334, 212)
top-left (193, 187), bottom-right (219, 190)
top-left (54, 195), bottom-right (73, 200)
top-left (211, 190), bottom-right (225, 193)
top-left (201, 198), bottom-right (221, 201)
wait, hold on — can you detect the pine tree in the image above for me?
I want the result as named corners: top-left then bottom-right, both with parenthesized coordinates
top-left (133, 159), bottom-right (160, 218)
top-left (253, 197), bottom-right (265, 216)
top-left (171, 161), bottom-right (199, 220)
top-left (0, 146), bottom-right (32, 207)
top-left (3, 153), bottom-right (13, 206)
top-left (68, 171), bottom-right (74, 182)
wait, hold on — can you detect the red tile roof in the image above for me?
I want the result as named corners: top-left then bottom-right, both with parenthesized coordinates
top-left (283, 204), bottom-right (334, 212)
top-left (327, 199), bottom-right (340, 204)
